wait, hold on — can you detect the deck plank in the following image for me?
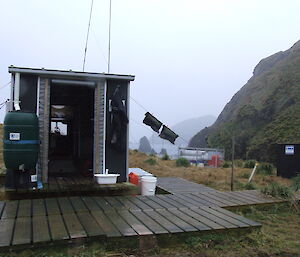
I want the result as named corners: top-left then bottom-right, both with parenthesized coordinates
top-left (56, 177), bottom-right (67, 191)
top-left (69, 196), bottom-right (89, 213)
top-left (125, 196), bottom-right (153, 210)
top-left (200, 192), bottom-right (237, 206)
top-left (48, 177), bottom-right (60, 191)
top-left (115, 196), bottom-right (141, 211)
top-left (176, 193), bottom-right (214, 207)
top-left (166, 195), bottom-right (198, 208)
top-left (156, 195), bottom-right (190, 208)
top-left (104, 197), bottom-right (126, 209)
top-left (190, 193), bottom-right (225, 207)
top-left (48, 214), bottom-right (69, 241)
top-left (157, 177), bottom-right (216, 194)
top-left (57, 197), bottom-right (74, 214)
top-left (0, 219), bottom-right (14, 247)
top-left (17, 199), bottom-right (31, 218)
top-left (0, 202), bottom-right (5, 218)
top-left (210, 206), bottom-right (261, 227)
top-left (209, 191), bottom-right (248, 205)
top-left (1, 201), bottom-right (18, 219)
top-left (45, 198), bottom-right (61, 215)
top-left (144, 209), bottom-right (183, 233)
top-left (190, 208), bottom-right (237, 229)
top-left (32, 199), bottom-right (46, 217)
top-left (32, 215), bottom-right (51, 243)
top-left (147, 195), bottom-right (177, 209)
top-left (93, 197), bottom-right (115, 213)
top-left (81, 197), bottom-right (101, 212)
top-left (239, 190), bottom-right (276, 203)
top-left (63, 213), bottom-right (87, 239)
top-left (136, 196), bottom-right (166, 210)
top-left (12, 217), bottom-right (31, 245)
top-left (199, 207), bottom-right (249, 228)
top-left (90, 210), bottom-right (121, 237)
top-left (118, 210), bottom-right (153, 236)
top-left (131, 210), bottom-right (168, 234)
top-left (223, 191), bottom-right (259, 204)
top-left (179, 208), bottom-right (224, 230)
top-left (228, 191), bottom-right (261, 204)
top-left (156, 209), bottom-right (197, 232)
top-left (167, 208), bottom-right (211, 231)
top-left (106, 210), bottom-right (137, 236)
top-left (77, 212), bottom-right (105, 237)
top-left (174, 194), bottom-right (213, 207)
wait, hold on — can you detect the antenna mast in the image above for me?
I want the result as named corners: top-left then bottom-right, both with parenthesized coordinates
top-left (108, 0), bottom-right (112, 73)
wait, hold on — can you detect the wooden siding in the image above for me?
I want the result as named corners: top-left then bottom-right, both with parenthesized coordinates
top-left (38, 78), bottom-right (50, 183)
top-left (93, 81), bottom-right (105, 174)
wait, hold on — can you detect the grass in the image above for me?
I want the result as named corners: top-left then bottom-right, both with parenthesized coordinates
top-left (257, 162), bottom-right (274, 175)
top-left (292, 174), bottom-right (300, 192)
top-left (261, 181), bottom-right (294, 200)
top-left (175, 157), bottom-right (190, 167)
top-left (129, 151), bottom-right (292, 191)
top-left (160, 153), bottom-right (170, 160)
top-left (144, 158), bottom-right (157, 166)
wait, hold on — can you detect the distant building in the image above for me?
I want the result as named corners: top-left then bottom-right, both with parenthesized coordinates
top-left (178, 147), bottom-right (224, 167)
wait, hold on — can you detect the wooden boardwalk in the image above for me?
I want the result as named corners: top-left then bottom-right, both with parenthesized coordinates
top-left (1, 176), bottom-right (297, 250)
top-left (0, 195), bottom-right (261, 248)
top-left (3, 175), bottom-right (138, 200)
top-left (157, 177), bottom-right (216, 194)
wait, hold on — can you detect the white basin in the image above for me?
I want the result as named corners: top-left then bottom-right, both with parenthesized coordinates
top-left (94, 174), bottom-right (120, 184)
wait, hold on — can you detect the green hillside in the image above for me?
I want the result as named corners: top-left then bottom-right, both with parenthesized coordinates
top-left (189, 40), bottom-right (300, 163)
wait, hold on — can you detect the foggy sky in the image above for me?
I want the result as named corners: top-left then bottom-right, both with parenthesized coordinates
top-left (1, 0), bottom-right (300, 142)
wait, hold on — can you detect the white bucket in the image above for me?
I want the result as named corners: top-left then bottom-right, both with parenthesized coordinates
top-left (141, 176), bottom-right (157, 196)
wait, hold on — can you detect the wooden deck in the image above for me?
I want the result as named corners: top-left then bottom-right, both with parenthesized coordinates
top-left (157, 177), bottom-right (216, 194)
top-left (2, 175), bottom-right (138, 200)
top-left (1, 176), bottom-right (298, 250)
top-left (0, 195), bottom-right (261, 248)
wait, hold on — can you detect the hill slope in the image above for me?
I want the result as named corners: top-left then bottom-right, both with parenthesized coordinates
top-left (189, 40), bottom-right (300, 162)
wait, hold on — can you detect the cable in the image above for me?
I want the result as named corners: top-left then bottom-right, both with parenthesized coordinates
top-left (82, 0), bottom-right (94, 72)
top-left (130, 96), bottom-right (149, 113)
top-left (91, 28), bottom-right (109, 66)
top-left (0, 99), bottom-right (9, 110)
top-left (0, 81), bottom-right (10, 90)
top-left (130, 118), bottom-right (154, 133)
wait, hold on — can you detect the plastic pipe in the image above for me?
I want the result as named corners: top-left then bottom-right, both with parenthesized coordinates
top-left (14, 73), bottom-right (21, 111)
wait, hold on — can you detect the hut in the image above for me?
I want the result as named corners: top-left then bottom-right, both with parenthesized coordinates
top-left (4, 66), bottom-right (134, 188)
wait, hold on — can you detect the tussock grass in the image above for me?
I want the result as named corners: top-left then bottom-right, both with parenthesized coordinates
top-left (129, 150), bottom-right (292, 191)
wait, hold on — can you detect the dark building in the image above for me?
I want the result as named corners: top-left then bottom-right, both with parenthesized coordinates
top-left (5, 66), bottom-right (134, 184)
top-left (277, 144), bottom-right (300, 178)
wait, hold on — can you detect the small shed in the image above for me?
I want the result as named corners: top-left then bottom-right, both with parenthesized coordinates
top-left (5, 66), bottom-right (135, 184)
top-left (277, 144), bottom-right (300, 178)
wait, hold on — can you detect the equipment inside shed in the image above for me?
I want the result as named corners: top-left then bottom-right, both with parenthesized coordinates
top-left (48, 82), bottom-right (94, 176)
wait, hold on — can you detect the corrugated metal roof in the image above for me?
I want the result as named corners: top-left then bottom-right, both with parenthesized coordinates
top-left (8, 66), bottom-right (135, 81)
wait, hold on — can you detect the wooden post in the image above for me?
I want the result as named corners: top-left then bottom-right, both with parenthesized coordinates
top-left (231, 134), bottom-right (235, 191)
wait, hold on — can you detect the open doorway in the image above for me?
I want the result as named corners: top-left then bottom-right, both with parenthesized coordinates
top-left (48, 82), bottom-right (94, 177)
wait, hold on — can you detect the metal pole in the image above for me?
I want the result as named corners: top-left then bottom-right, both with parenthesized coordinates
top-left (108, 0), bottom-right (112, 73)
top-left (231, 134), bottom-right (235, 191)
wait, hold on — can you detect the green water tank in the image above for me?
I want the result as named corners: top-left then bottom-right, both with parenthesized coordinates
top-left (3, 112), bottom-right (39, 170)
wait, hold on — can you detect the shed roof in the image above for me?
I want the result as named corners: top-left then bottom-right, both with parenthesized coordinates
top-left (8, 66), bottom-right (135, 81)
